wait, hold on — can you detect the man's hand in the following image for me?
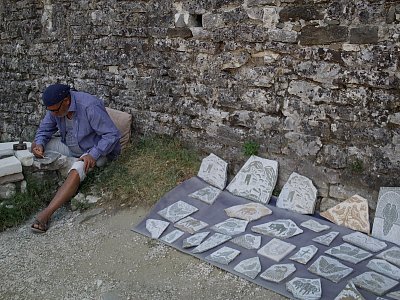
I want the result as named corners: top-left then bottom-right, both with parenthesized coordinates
top-left (31, 142), bottom-right (44, 158)
top-left (79, 154), bottom-right (96, 174)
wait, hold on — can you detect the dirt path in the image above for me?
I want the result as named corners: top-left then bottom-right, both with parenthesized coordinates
top-left (0, 206), bottom-right (286, 300)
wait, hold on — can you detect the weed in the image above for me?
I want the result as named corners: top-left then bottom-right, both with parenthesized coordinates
top-left (242, 140), bottom-right (259, 156)
top-left (350, 159), bottom-right (363, 173)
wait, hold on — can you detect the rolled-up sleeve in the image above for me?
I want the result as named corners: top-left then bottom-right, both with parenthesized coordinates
top-left (34, 112), bottom-right (58, 146)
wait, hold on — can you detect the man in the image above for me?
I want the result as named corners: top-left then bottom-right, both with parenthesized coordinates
top-left (31, 83), bottom-right (121, 233)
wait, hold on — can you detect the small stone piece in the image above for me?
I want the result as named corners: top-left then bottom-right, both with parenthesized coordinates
top-left (0, 156), bottom-right (22, 177)
top-left (260, 263), bottom-right (296, 283)
top-left (233, 257), bottom-right (261, 279)
top-left (197, 153), bottom-right (228, 190)
top-left (160, 229), bottom-right (184, 244)
top-left (188, 185), bottom-right (221, 204)
top-left (174, 216), bottom-right (208, 234)
top-left (182, 231), bottom-right (210, 248)
top-left (211, 218), bottom-right (248, 236)
top-left (290, 245), bottom-right (318, 264)
top-left (312, 231), bottom-right (339, 246)
top-left (325, 243), bottom-right (372, 264)
top-left (300, 219), bottom-right (330, 232)
top-left (366, 259), bottom-right (400, 280)
top-left (158, 200), bottom-right (198, 223)
top-left (231, 234), bottom-right (261, 250)
top-left (342, 231), bottom-right (387, 252)
top-left (257, 238), bottom-right (296, 262)
top-left (334, 281), bottom-right (366, 300)
top-left (224, 202), bottom-right (272, 221)
top-left (205, 246), bottom-right (240, 265)
top-left (352, 271), bottom-right (398, 296)
top-left (33, 150), bottom-right (61, 165)
top-left (145, 219), bottom-right (169, 239)
top-left (376, 246), bottom-right (400, 267)
top-left (14, 150), bottom-right (34, 166)
top-left (86, 195), bottom-right (101, 204)
top-left (192, 233), bottom-right (231, 253)
top-left (286, 277), bottom-right (322, 300)
top-left (308, 255), bottom-right (353, 283)
top-left (387, 290), bottom-right (400, 300)
top-left (251, 219), bottom-right (303, 239)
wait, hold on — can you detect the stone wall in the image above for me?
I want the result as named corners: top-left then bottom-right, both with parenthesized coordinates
top-left (1, 0), bottom-right (399, 209)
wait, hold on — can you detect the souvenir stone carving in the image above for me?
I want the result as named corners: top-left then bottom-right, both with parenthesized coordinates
top-left (157, 200), bottom-right (198, 223)
top-left (276, 172), bottom-right (318, 214)
top-left (174, 216), bottom-right (208, 234)
top-left (300, 219), bottom-right (330, 232)
top-left (289, 245), bottom-right (318, 264)
top-left (312, 231), bottom-right (339, 246)
top-left (334, 281), bottom-right (366, 300)
top-left (182, 231), bottom-right (210, 248)
top-left (192, 233), bottom-right (231, 253)
top-left (260, 264), bottom-right (296, 283)
top-left (352, 271), bottom-right (398, 296)
top-left (160, 229), bottom-right (184, 243)
top-left (372, 187), bottom-right (400, 246)
top-left (342, 231), bottom-right (387, 252)
top-left (366, 259), bottom-right (400, 280)
top-left (251, 219), bottom-right (303, 239)
top-left (231, 234), bottom-right (261, 250)
top-left (233, 257), bottom-right (261, 279)
top-left (145, 219), bottom-right (170, 239)
top-left (197, 153), bottom-right (228, 190)
top-left (387, 290), bottom-right (400, 300)
top-left (188, 185), bottom-right (221, 205)
top-left (34, 150), bottom-right (61, 165)
top-left (376, 246), bottom-right (400, 267)
top-left (257, 238), bottom-right (296, 262)
top-left (205, 246), bottom-right (240, 265)
top-left (308, 255), bottom-right (353, 283)
top-left (224, 202), bottom-right (272, 221)
top-left (226, 155), bottom-right (278, 204)
top-left (286, 277), bottom-right (322, 300)
top-left (320, 194), bottom-right (370, 234)
top-left (211, 218), bottom-right (248, 236)
top-left (325, 243), bottom-right (372, 264)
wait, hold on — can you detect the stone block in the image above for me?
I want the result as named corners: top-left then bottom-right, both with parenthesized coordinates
top-left (202, 13), bottom-right (224, 28)
top-left (0, 142), bottom-right (32, 158)
top-left (0, 156), bottom-right (22, 177)
top-left (388, 112), bottom-right (400, 125)
top-left (246, 0), bottom-right (277, 6)
top-left (0, 172), bottom-right (24, 185)
top-left (0, 183), bottom-right (16, 199)
top-left (349, 26), bottom-right (378, 44)
top-left (279, 5), bottom-right (323, 21)
top-left (167, 28), bottom-right (193, 38)
top-left (14, 150), bottom-right (34, 167)
top-left (300, 25), bottom-right (348, 45)
top-left (269, 29), bottom-right (297, 43)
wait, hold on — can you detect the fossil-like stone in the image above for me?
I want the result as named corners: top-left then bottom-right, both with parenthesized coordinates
top-left (387, 290), bottom-right (400, 300)
top-left (231, 234), bottom-right (261, 250)
top-left (188, 185), bottom-right (221, 205)
top-left (233, 257), bottom-right (261, 279)
top-left (211, 218), bottom-right (248, 236)
top-left (334, 281), bottom-right (365, 300)
top-left (257, 238), bottom-right (296, 262)
top-left (192, 233), bottom-right (231, 253)
top-left (174, 216), bottom-right (208, 234)
top-left (251, 219), bottom-right (303, 239)
top-left (145, 219), bottom-right (170, 239)
top-left (342, 231), bottom-right (387, 252)
top-left (286, 277), bottom-right (322, 300)
top-left (260, 263), bottom-right (296, 283)
top-left (366, 259), bottom-right (400, 280)
top-left (182, 231), bottom-right (210, 248)
top-left (300, 219), bottom-right (330, 232)
top-left (224, 202), bottom-right (272, 221)
top-left (160, 229), bottom-right (184, 243)
top-left (289, 245), bottom-right (318, 264)
top-left (308, 255), bottom-right (353, 283)
top-left (325, 243), bottom-right (372, 264)
top-left (312, 231), bottom-right (339, 246)
top-left (205, 246), bottom-right (240, 265)
top-left (376, 246), bottom-right (400, 267)
top-left (197, 153), bottom-right (228, 190)
top-left (352, 271), bottom-right (398, 296)
top-left (157, 200), bottom-right (198, 223)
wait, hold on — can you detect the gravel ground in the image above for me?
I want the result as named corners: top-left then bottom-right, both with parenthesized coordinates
top-left (0, 206), bottom-right (287, 300)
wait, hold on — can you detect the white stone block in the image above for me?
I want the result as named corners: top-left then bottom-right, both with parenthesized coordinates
top-left (0, 141), bottom-right (32, 157)
top-left (14, 150), bottom-right (34, 166)
top-left (0, 156), bottom-right (22, 177)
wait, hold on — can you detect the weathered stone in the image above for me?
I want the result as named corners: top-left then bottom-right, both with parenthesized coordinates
top-left (257, 238), bottom-right (296, 262)
top-left (286, 277), bottom-right (321, 300)
top-left (280, 5), bottom-right (323, 21)
top-left (167, 28), bottom-right (193, 38)
top-left (0, 183), bottom-right (16, 199)
top-left (0, 172), bottom-right (24, 185)
top-left (349, 26), bottom-right (379, 44)
top-left (352, 271), bottom-right (398, 296)
top-left (197, 153), bottom-right (228, 190)
top-left (0, 156), bottom-right (22, 178)
top-left (300, 25), bottom-right (348, 45)
top-left (308, 255), bottom-right (353, 283)
top-left (269, 29), bottom-right (297, 43)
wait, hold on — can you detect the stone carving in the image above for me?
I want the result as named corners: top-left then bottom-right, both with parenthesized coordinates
top-left (300, 219), bottom-right (330, 232)
top-left (192, 233), bottom-right (231, 253)
top-left (224, 202), bottom-right (272, 221)
top-left (34, 150), bottom-right (61, 165)
top-left (276, 172), bottom-right (318, 214)
top-left (334, 281), bottom-right (366, 300)
top-left (157, 200), bottom-right (198, 223)
top-left (325, 243), bottom-right (372, 264)
top-left (251, 219), bottom-right (303, 239)
top-left (211, 218), bottom-right (248, 236)
top-left (352, 271), bottom-right (398, 296)
top-left (342, 231), bottom-right (387, 252)
top-left (197, 153), bottom-right (228, 190)
top-left (366, 259), bottom-right (400, 280)
top-left (286, 277), bottom-right (322, 300)
top-left (160, 229), bottom-right (184, 243)
top-left (376, 246), bottom-right (400, 267)
top-left (320, 194), bottom-right (370, 234)
top-left (174, 216), bottom-right (208, 234)
top-left (257, 238), bottom-right (296, 262)
top-left (231, 234), bottom-right (261, 250)
top-left (387, 290), bottom-right (400, 300)
top-left (260, 264), bottom-right (296, 283)
top-left (233, 257), bottom-right (261, 279)
top-left (372, 187), bottom-right (400, 246)
top-left (188, 185), bottom-right (221, 205)
top-left (226, 155), bottom-right (278, 204)
top-left (308, 255), bottom-right (353, 283)
top-left (312, 231), bottom-right (339, 246)
top-left (205, 246), bottom-right (240, 265)
top-left (182, 231), bottom-right (210, 248)
top-left (145, 219), bottom-right (169, 239)
top-left (289, 245), bottom-right (318, 264)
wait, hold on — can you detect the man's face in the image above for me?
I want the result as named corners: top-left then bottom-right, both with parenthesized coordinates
top-left (47, 96), bottom-right (70, 117)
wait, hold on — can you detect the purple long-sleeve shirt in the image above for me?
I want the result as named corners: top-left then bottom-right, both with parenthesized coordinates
top-left (34, 91), bottom-right (121, 161)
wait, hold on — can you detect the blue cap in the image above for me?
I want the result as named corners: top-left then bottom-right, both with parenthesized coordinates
top-left (42, 84), bottom-right (70, 106)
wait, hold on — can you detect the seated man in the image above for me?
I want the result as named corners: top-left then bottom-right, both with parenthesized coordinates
top-left (31, 83), bottom-right (121, 233)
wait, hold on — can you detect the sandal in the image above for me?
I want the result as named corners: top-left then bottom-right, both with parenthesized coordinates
top-left (31, 218), bottom-right (49, 234)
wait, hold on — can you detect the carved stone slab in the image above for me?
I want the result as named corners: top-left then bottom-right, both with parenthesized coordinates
top-left (342, 231), bottom-right (387, 252)
top-left (157, 200), bottom-right (198, 223)
top-left (224, 202), bottom-right (272, 221)
top-left (366, 259), bottom-right (400, 280)
top-left (289, 245), bottom-right (318, 264)
top-left (197, 153), bottom-right (228, 190)
top-left (188, 185), bottom-right (221, 205)
top-left (257, 238), bottom-right (296, 262)
top-left (312, 231), bottom-right (339, 246)
top-left (211, 218), bottom-right (248, 236)
top-left (325, 243), bottom-right (372, 264)
top-left (145, 219), bottom-right (170, 239)
top-left (192, 233), bottom-right (231, 253)
top-left (352, 271), bottom-right (399, 296)
top-left (320, 194), bottom-right (370, 234)
top-left (226, 155), bottom-right (278, 204)
top-left (387, 290), bottom-right (400, 300)
top-left (276, 172), bottom-right (318, 214)
top-left (286, 277), bottom-right (322, 300)
top-left (372, 187), bottom-right (400, 246)
top-left (174, 216), bottom-right (208, 234)
top-left (251, 219), bottom-right (303, 239)
top-left (33, 150), bottom-right (61, 165)
top-left (308, 255), bottom-right (353, 283)
top-left (376, 246), bottom-right (400, 267)
top-left (160, 229), bottom-right (184, 243)
top-left (182, 231), bottom-right (210, 248)
top-left (231, 234), bottom-right (261, 250)
top-left (233, 257), bottom-right (261, 279)
top-left (334, 281), bottom-right (366, 300)
top-left (260, 263), bottom-right (296, 283)
top-left (300, 219), bottom-right (330, 232)
top-left (205, 246), bottom-right (240, 265)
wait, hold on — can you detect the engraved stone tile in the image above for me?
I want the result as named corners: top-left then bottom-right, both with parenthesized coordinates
top-left (320, 194), bottom-right (370, 234)
top-left (312, 231), bottom-right (339, 246)
top-left (205, 246), bottom-right (240, 265)
top-left (182, 231), bottom-right (210, 248)
top-left (33, 150), bottom-right (61, 165)
top-left (192, 233), bottom-right (231, 253)
top-left (352, 271), bottom-right (399, 296)
top-left (301, 219), bottom-right (330, 232)
top-left (224, 202), bottom-right (272, 221)
top-left (286, 277), bottom-right (322, 300)
top-left (257, 238), bottom-right (296, 262)
top-left (260, 263), bottom-right (296, 283)
top-left (372, 187), bottom-right (400, 246)
top-left (174, 216), bottom-right (208, 234)
top-left (342, 231), bottom-right (387, 252)
top-left (334, 281), bottom-right (366, 300)
top-left (145, 219), bottom-right (170, 239)
top-left (231, 234), bottom-right (261, 250)
top-left (325, 243), bottom-right (373, 264)
top-left (387, 290), bottom-right (400, 300)
top-left (251, 219), bottom-right (303, 239)
top-left (188, 185), bottom-right (221, 205)
top-left (276, 172), bottom-right (318, 214)
top-left (233, 257), bottom-right (262, 279)
top-left (160, 229), bottom-right (184, 243)
top-left (376, 246), bottom-right (400, 267)
top-left (366, 259), bottom-right (400, 280)
top-left (290, 245), bottom-right (318, 264)
top-left (157, 200), bottom-right (198, 223)
top-left (308, 255), bottom-right (353, 283)
top-left (211, 218), bottom-right (248, 236)
top-left (226, 155), bottom-right (278, 204)
top-left (197, 153), bottom-right (228, 190)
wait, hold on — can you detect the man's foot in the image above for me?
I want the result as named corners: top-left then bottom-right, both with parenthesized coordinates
top-left (31, 218), bottom-right (49, 234)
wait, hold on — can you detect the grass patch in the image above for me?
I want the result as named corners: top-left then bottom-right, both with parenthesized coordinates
top-left (242, 140), bottom-right (259, 156)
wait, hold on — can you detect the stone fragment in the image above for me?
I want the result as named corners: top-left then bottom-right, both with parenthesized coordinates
top-left (279, 5), bottom-right (323, 21)
top-left (342, 232), bottom-right (387, 252)
top-left (14, 150), bottom-right (34, 166)
top-left (192, 233), bottom-right (231, 253)
top-left (211, 218), bottom-right (248, 236)
top-left (160, 229), bottom-right (184, 244)
top-left (308, 255), bottom-right (353, 283)
top-left (290, 245), bottom-right (318, 264)
top-left (0, 156), bottom-right (22, 177)
top-left (269, 29), bottom-right (297, 43)
top-left (286, 277), bottom-right (322, 300)
top-left (349, 26), bottom-right (379, 44)
top-left (33, 150), bottom-right (61, 165)
top-left (387, 290), bottom-right (400, 300)
top-left (224, 202), bottom-right (272, 221)
top-left (157, 201), bottom-right (198, 223)
top-left (197, 153), bottom-right (228, 190)
top-left (205, 246), bottom-right (240, 265)
top-left (188, 185), bottom-right (221, 204)
top-left (300, 25), bottom-right (348, 45)
top-left (376, 246), bottom-right (400, 267)
top-left (366, 259), bottom-right (400, 280)
top-left (312, 231), bottom-right (339, 246)
top-left (145, 219), bottom-right (169, 239)
top-left (334, 281), bottom-right (365, 300)
top-left (166, 28), bottom-right (193, 38)
top-left (0, 172), bottom-right (24, 185)
top-left (231, 234), bottom-right (261, 250)
top-left (33, 153), bottom-right (67, 170)
top-left (233, 257), bottom-right (261, 279)
top-left (174, 216), bottom-right (208, 234)
top-left (325, 243), bottom-right (372, 264)
top-left (251, 219), bottom-right (303, 239)
top-left (86, 195), bottom-right (101, 204)
top-left (260, 263), bottom-right (296, 283)
top-left (320, 194), bottom-right (370, 234)
top-left (257, 238), bottom-right (296, 262)
top-left (300, 219), bottom-right (330, 232)
top-left (182, 231), bottom-right (210, 248)
top-left (352, 271), bottom-right (398, 296)
top-left (0, 141), bottom-right (31, 157)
